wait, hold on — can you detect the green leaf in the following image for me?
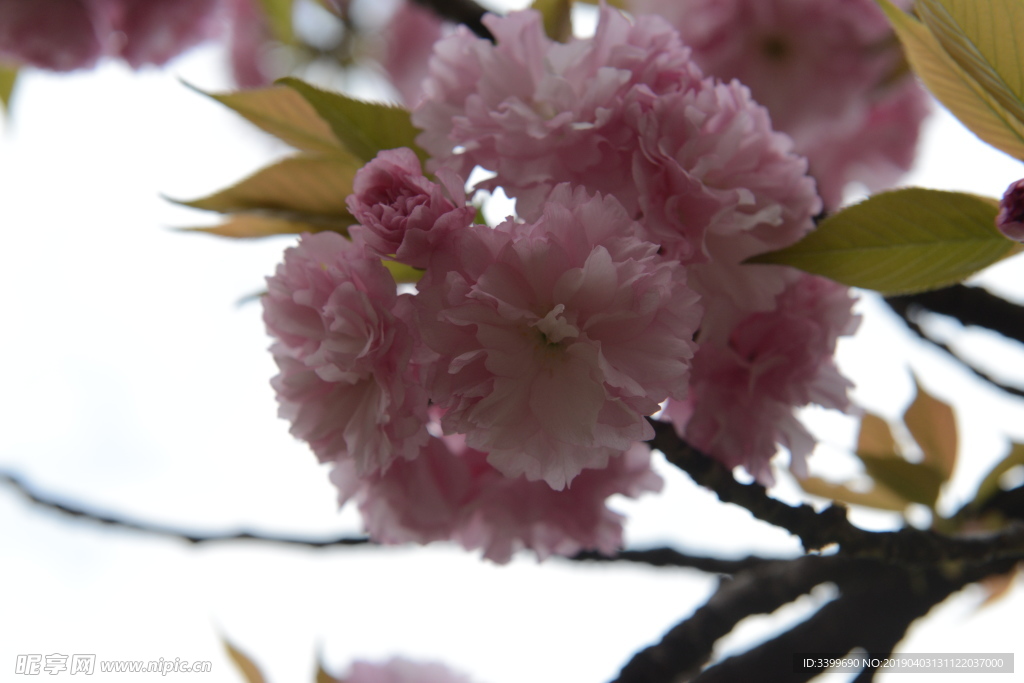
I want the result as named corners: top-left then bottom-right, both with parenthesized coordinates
top-left (857, 454), bottom-right (946, 508)
top-left (798, 475), bottom-right (909, 512)
top-left (903, 378), bottom-right (958, 482)
top-left (191, 82), bottom-right (341, 154)
top-left (749, 188), bottom-right (1020, 295)
top-left (877, 0), bottom-right (1024, 158)
top-left (180, 214), bottom-right (343, 238)
top-left (279, 77), bottom-right (426, 163)
top-left (257, 0), bottom-right (295, 44)
top-left (223, 639), bottom-right (266, 683)
top-left (532, 0), bottom-right (574, 41)
top-left (383, 260), bottom-right (424, 284)
top-left (0, 64), bottom-right (17, 113)
top-left (175, 153), bottom-right (360, 217)
top-left (173, 153), bottom-right (358, 237)
top-left (917, 0), bottom-right (1024, 131)
top-left (857, 413), bottom-right (900, 457)
top-left (972, 442), bottom-right (1024, 508)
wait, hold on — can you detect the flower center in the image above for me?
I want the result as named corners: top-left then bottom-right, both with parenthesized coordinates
top-left (532, 304), bottom-right (579, 345)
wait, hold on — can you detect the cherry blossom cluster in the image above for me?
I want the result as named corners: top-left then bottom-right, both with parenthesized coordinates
top-left (0, 0), bottom-right (270, 86)
top-left (264, 6), bottom-right (870, 562)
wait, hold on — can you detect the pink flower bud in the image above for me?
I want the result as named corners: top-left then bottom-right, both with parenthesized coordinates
top-left (347, 148), bottom-right (475, 268)
top-left (997, 178), bottom-right (1024, 241)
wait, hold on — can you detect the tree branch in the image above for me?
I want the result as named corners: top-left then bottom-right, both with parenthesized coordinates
top-left (0, 470), bottom-right (371, 548)
top-left (616, 551), bottom-right (1020, 683)
top-left (647, 419), bottom-right (1024, 565)
top-left (886, 285), bottom-right (1024, 346)
top-left (613, 555), bottom-right (849, 683)
top-left (570, 549), bottom-right (780, 574)
top-left (408, 0), bottom-right (494, 40)
top-left (885, 289), bottom-right (1024, 399)
top-left (2, 469), bottom-right (768, 571)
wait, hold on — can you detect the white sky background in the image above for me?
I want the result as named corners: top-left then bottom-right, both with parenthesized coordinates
top-left (3, 6), bottom-right (1024, 682)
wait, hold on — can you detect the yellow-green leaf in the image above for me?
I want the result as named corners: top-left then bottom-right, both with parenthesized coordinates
top-left (383, 260), bottom-right (424, 284)
top-left (877, 0), bottom-right (1024, 158)
top-left (181, 214), bottom-right (343, 238)
top-left (903, 379), bottom-right (958, 481)
top-left (316, 662), bottom-right (341, 683)
top-left (279, 78), bottom-right (426, 163)
top-left (573, 0), bottom-right (628, 8)
top-left (192, 83), bottom-right (341, 154)
top-left (532, 0), bottom-right (574, 41)
top-left (917, 0), bottom-right (1024, 130)
top-left (858, 454), bottom-right (946, 508)
top-left (176, 153), bottom-right (360, 217)
top-left (857, 413), bottom-right (900, 457)
top-left (0, 64), bottom-right (17, 112)
top-left (257, 0), bottom-right (295, 44)
top-left (798, 475), bottom-right (909, 511)
top-left (749, 188), bottom-right (1020, 295)
top-left (223, 639), bottom-right (266, 683)
top-left (972, 441), bottom-right (1024, 508)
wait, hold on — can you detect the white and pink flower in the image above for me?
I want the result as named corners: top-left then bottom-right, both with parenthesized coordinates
top-left (630, 0), bottom-right (928, 209)
top-left (412, 7), bottom-right (705, 220)
top-left (665, 272), bottom-right (859, 484)
top-left (341, 657), bottom-right (477, 683)
top-left (334, 430), bottom-right (662, 563)
top-left (413, 186), bottom-right (700, 489)
top-left (263, 231), bottom-right (429, 474)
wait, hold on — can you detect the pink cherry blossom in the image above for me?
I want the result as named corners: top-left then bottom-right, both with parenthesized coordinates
top-left (795, 77), bottom-right (931, 209)
top-left (412, 185), bottom-right (700, 489)
top-left (996, 179), bottom-right (1024, 241)
top-left (630, 0), bottom-right (928, 209)
top-left (347, 148), bottom-right (475, 268)
top-left (454, 440), bottom-right (663, 563)
top-left (113, 0), bottom-right (222, 68)
top-left (0, 0), bottom-right (112, 71)
top-left (334, 429), bottom-right (662, 563)
top-left (225, 0), bottom-right (272, 88)
top-left (263, 232), bottom-right (429, 474)
top-left (0, 0), bottom-right (258, 78)
top-left (380, 1), bottom-right (448, 107)
top-left (664, 272), bottom-right (859, 484)
top-left (412, 7), bottom-right (819, 272)
top-left (629, 78), bottom-right (820, 265)
top-left (342, 657), bottom-right (476, 683)
top-left (412, 7), bottom-right (705, 220)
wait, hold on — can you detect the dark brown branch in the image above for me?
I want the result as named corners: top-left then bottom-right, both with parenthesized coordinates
top-left (614, 555), bottom-right (849, 683)
top-left (409, 0), bottom-right (494, 40)
top-left (2, 469), bottom-right (762, 571)
top-left (0, 471), bottom-right (371, 548)
top-left (570, 549), bottom-right (781, 574)
top-left (647, 419), bottom-right (1024, 565)
top-left (884, 291), bottom-right (1024, 399)
top-left (886, 285), bottom-right (1024, 346)
top-left (618, 551), bottom-right (1021, 683)
top-left (689, 559), bottom-right (977, 683)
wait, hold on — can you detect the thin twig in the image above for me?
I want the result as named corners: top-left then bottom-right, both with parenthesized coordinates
top-left (409, 0), bottom-right (494, 39)
top-left (886, 285), bottom-right (1024, 346)
top-left (884, 296), bottom-right (1024, 399)
top-left (570, 549), bottom-right (781, 573)
top-left (0, 471), bottom-right (371, 548)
